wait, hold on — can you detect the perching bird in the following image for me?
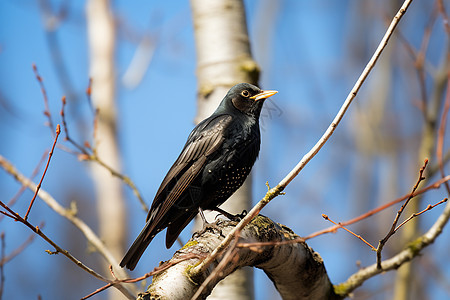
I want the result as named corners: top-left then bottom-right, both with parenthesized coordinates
top-left (120, 83), bottom-right (277, 270)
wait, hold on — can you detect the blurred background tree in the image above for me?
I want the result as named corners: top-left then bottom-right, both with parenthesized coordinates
top-left (0, 0), bottom-right (448, 299)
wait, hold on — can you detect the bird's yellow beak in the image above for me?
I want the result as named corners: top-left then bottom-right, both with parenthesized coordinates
top-left (250, 90), bottom-right (278, 101)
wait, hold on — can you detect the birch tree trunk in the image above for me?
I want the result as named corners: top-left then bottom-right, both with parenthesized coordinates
top-left (190, 0), bottom-right (261, 299)
top-left (86, 1), bottom-right (126, 299)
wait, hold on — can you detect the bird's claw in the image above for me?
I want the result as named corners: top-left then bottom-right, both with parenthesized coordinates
top-left (229, 209), bottom-right (247, 221)
top-left (192, 221), bottom-right (224, 238)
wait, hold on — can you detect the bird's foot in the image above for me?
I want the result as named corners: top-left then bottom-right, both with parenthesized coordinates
top-left (233, 209), bottom-right (247, 221)
top-left (212, 207), bottom-right (247, 221)
top-left (192, 221), bottom-right (224, 238)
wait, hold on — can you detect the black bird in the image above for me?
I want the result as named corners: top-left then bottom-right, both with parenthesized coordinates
top-left (120, 83), bottom-right (277, 270)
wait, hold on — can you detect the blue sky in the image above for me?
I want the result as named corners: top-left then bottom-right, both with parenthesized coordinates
top-left (1, 1), bottom-right (449, 299)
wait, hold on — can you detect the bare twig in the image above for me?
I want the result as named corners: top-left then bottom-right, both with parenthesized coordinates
top-left (109, 265), bottom-right (119, 281)
top-left (189, 0), bottom-right (414, 277)
top-left (336, 195), bottom-right (450, 297)
top-left (38, 0), bottom-right (78, 103)
top-left (59, 95), bottom-right (148, 211)
top-left (395, 198), bottom-right (448, 231)
top-left (376, 159), bottom-right (428, 269)
top-left (173, 172), bottom-right (450, 254)
top-left (32, 63), bottom-right (55, 134)
top-left (0, 151), bottom-right (47, 223)
top-left (2, 203), bottom-right (109, 283)
top-left (24, 124), bottom-right (61, 220)
top-left (86, 78), bottom-right (94, 113)
top-left (59, 96), bottom-right (88, 154)
top-left (322, 214), bottom-right (376, 251)
top-left (304, 174), bottom-right (450, 239)
top-left (87, 155), bottom-right (148, 211)
top-left (0, 200), bottom-right (134, 299)
top-left (0, 155), bottom-right (130, 280)
top-left (396, 9), bottom-right (437, 116)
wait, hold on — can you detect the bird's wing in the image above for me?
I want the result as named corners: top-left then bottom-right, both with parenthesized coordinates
top-left (145, 114), bottom-right (233, 227)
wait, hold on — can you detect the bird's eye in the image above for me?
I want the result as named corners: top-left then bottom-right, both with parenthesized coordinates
top-left (241, 90), bottom-right (250, 97)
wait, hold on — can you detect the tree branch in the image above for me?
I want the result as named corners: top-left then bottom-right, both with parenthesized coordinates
top-left (376, 159), bottom-right (428, 268)
top-left (335, 195), bottom-right (450, 297)
top-left (304, 174), bottom-right (450, 239)
top-left (140, 216), bottom-right (337, 300)
top-left (0, 155), bottom-right (130, 282)
top-left (0, 200), bottom-right (134, 299)
top-left (24, 124), bottom-right (61, 220)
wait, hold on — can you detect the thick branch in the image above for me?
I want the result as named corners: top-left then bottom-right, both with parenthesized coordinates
top-left (139, 216), bottom-right (337, 300)
top-left (139, 216), bottom-right (335, 299)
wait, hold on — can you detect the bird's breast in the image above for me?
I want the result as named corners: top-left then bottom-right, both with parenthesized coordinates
top-left (201, 120), bottom-right (260, 208)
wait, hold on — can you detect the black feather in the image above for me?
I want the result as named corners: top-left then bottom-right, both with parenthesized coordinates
top-left (120, 83), bottom-right (277, 270)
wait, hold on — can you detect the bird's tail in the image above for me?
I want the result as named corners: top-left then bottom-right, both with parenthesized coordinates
top-left (120, 221), bottom-right (156, 270)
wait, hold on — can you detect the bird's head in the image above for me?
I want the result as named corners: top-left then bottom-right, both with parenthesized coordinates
top-left (225, 83), bottom-right (278, 118)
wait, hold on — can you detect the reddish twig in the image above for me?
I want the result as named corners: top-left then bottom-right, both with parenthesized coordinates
top-left (376, 159), bottom-right (428, 269)
top-left (0, 200), bottom-right (134, 298)
top-left (336, 196), bottom-right (450, 296)
top-left (322, 214), bottom-right (376, 251)
top-left (59, 95), bottom-right (148, 211)
top-left (0, 155), bottom-right (133, 295)
top-left (233, 173), bottom-right (450, 251)
top-left (24, 124), bottom-right (61, 221)
top-left (86, 78), bottom-right (94, 113)
top-left (395, 6), bottom-right (437, 116)
top-left (81, 283), bottom-right (113, 300)
top-left (0, 211), bottom-right (16, 220)
top-left (38, 0), bottom-right (77, 106)
top-left (414, 5), bottom-right (436, 116)
top-left (0, 151), bottom-right (47, 223)
top-left (109, 265), bottom-right (119, 281)
top-left (32, 63), bottom-right (55, 134)
top-left (59, 96), bottom-right (88, 154)
top-left (81, 253), bottom-right (202, 300)
top-left (394, 198), bottom-right (448, 232)
top-left (305, 174), bottom-right (450, 239)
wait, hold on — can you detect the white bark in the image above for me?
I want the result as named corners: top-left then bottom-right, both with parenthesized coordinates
top-left (139, 216), bottom-right (335, 300)
top-left (190, 0), bottom-right (261, 298)
top-left (86, 1), bottom-right (126, 299)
